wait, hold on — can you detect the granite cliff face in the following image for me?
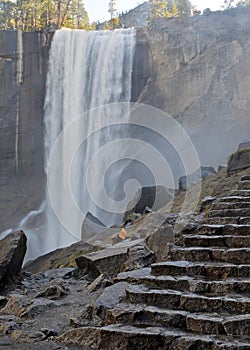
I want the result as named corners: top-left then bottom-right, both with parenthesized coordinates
top-left (1, 8), bottom-right (250, 233)
top-left (137, 8), bottom-right (250, 167)
top-left (0, 31), bottom-right (50, 232)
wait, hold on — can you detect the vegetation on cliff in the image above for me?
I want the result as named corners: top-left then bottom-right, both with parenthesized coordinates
top-left (149, 0), bottom-right (190, 18)
top-left (0, 0), bottom-right (92, 31)
top-left (224, 0), bottom-right (250, 8)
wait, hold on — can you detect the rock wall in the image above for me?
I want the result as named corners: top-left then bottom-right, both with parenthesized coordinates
top-left (118, 2), bottom-right (152, 28)
top-left (0, 31), bottom-right (50, 232)
top-left (138, 8), bottom-right (250, 168)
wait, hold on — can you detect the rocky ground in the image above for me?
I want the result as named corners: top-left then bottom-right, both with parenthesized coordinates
top-left (0, 267), bottom-right (100, 349)
top-left (0, 232), bottom-right (161, 349)
top-left (0, 149), bottom-right (250, 349)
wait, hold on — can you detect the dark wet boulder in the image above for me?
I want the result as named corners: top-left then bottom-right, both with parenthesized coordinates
top-left (0, 231), bottom-right (27, 289)
top-left (179, 167), bottom-right (216, 191)
top-left (81, 212), bottom-right (106, 241)
top-left (76, 240), bottom-right (156, 279)
top-left (124, 185), bottom-right (175, 223)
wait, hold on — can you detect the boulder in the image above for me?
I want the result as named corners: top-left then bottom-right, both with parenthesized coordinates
top-left (1, 294), bottom-right (59, 318)
top-left (81, 212), bottom-right (106, 241)
top-left (11, 330), bottom-right (45, 342)
top-left (81, 212), bottom-right (125, 247)
top-left (76, 245), bottom-right (129, 279)
top-left (95, 282), bottom-right (129, 312)
top-left (0, 295), bottom-right (27, 317)
top-left (124, 185), bottom-right (175, 222)
top-left (179, 167), bottom-right (216, 191)
top-left (76, 240), bottom-right (156, 279)
top-left (35, 282), bottom-right (69, 300)
top-left (0, 315), bottom-right (22, 335)
top-left (238, 139), bottom-right (250, 150)
top-left (0, 231), bottom-right (27, 289)
top-left (146, 225), bottom-right (175, 261)
top-left (121, 243), bottom-right (156, 272)
top-left (87, 274), bottom-right (112, 293)
top-left (227, 149), bottom-right (250, 174)
top-left (21, 298), bottom-right (59, 318)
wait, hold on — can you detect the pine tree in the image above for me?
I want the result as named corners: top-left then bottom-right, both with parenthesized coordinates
top-left (175, 0), bottom-right (191, 16)
top-left (150, 1), bottom-right (180, 19)
top-left (222, 0), bottom-right (235, 8)
top-left (151, 1), bottom-right (171, 19)
top-left (0, 0), bottom-right (90, 30)
top-left (237, 0), bottom-right (250, 6)
top-left (170, 1), bottom-right (179, 16)
top-left (108, 0), bottom-right (116, 19)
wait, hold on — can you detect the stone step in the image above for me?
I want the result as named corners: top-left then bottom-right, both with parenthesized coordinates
top-left (231, 190), bottom-right (250, 197)
top-left (151, 261), bottom-right (250, 279)
top-left (56, 324), bottom-right (250, 350)
top-left (126, 284), bottom-right (250, 314)
top-left (169, 246), bottom-right (250, 264)
top-left (241, 175), bottom-right (250, 181)
top-left (183, 224), bottom-right (250, 237)
top-left (218, 196), bottom-right (250, 203)
top-left (106, 303), bottom-right (187, 330)
top-left (239, 181), bottom-right (250, 190)
top-left (212, 201), bottom-right (250, 210)
top-left (142, 274), bottom-right (250, 294)
top-left (203, 217), bottom-right (249, 225)
top-left (206, 208), bottom-right (250, 218)
top-left (187, 313), bottom-right (250, 338)
top-left (181, 234), bottom-right (250, 248)
top-left (239, 217), bottom-right (250, 224)
top-left (141, 274), bottom-right (190, 292)
top-left (106, 303), bottom-right (250, 338)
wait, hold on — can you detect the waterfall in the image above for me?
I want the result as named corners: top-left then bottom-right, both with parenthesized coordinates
top-left (41, 28), bottom-right (136, 256)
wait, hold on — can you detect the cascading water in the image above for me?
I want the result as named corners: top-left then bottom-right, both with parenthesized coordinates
top-left (41, 28), bottom-right (136, 257)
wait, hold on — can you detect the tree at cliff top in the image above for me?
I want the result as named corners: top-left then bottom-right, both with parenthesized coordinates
top-left (102, 17), bottom-right (120, 30)
top-left (150, 1), bottom-right (177, 18)
top-left (102, 0), bottom-right (119, 30)
top-left (175, 0), bottom-right (191, 16)
top-left (0, 0), bottom-right (91, 30)
top-left (237, 0), bottom-right (250, 6)
top-left (222, 0), bottom-right (250, 8)
top-left (222, 0), bottom-right (236, 8)
top-left (108, 0), bottom-right (117, 19)
top-left (149, 0), bottom-right (191, 19)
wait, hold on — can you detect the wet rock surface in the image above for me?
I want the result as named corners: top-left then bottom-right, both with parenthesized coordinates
top-left (0, 31), bottom-right (49, 234)
top-left (228, 149), bottom-right (250, 174)
top-left (1, 167), bottom-right (250, 349)
top-left (23, 241), bottom-right (101, 274)
top-left (0, 266), bottom-right (103, 348)
top-left (0, 230), bottom-right (167, 348)
top-left (54, 174), bottom-right (250, 349)
top-left (0, 231), bottom-right (27, 290)
top-left (75, 240), bottom-right (156, 278)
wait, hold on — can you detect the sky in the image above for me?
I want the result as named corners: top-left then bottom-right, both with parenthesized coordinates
top-left (84, 0), bottom-right (225, 23)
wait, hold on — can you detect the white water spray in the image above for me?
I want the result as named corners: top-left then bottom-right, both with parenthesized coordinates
top-left (41, 28), bottom-right (136, 256)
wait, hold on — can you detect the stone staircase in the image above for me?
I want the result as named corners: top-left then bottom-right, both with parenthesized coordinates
top-left (204, 175), bottom-right (250, 226)
top-left (60, 175), bottom-right (250, 349)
